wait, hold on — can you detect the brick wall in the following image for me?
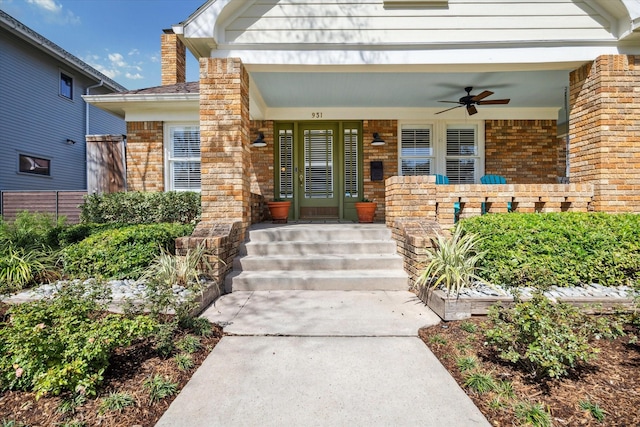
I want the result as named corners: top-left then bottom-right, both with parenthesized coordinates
top-left (199, 58), bottom-right (251, 230)
top-left (570, 55), bottom-right (640, 212)
top-left (386, 176), bottom-right (593, 228)
top-left (363, 120), bottom-right (398, 219)
top-left (485, 120), bottom-right (565, 183)
top-left (126, 121), bottom-right (164, 192)
top-left (161, 32), bottom-right (186, 86)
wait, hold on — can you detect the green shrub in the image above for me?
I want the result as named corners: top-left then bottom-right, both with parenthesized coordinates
top-left (484, 293), bottom-right (624, 379)
top-left (143, 375), bottom-right (177, 404)
top-left (414, 225), bottom-right (486, 296)
top-left (54, 222), bottom-right (124, 248)
top-left (0, 246), bottom-right (59, 295)
top-left (98, 392), bottom-right (136, 414)
top-left (80, 191), bottom-right (200, 225)
top-left (515, 402), bottom-right (552, 427)
top-left (463, 371), bottom-right (496, 394)
top-left (460, 212), bottom-right (640, 288)
top-left (61, 223), bottom-right (194, 279)
top-left (0, 282), bottom-right (156, 397)
top-left (0, 211), bottom-right (66, 250)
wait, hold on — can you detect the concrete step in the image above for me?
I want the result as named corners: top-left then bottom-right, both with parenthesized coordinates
top-left (225, 270), bottom-right (409, 292)
top-left (246, 224), bottom-right (391, 243)
top-left (226, 223), bottom-right (409, 292)
top-left (241, 240), bottom-right (398, 256)
top-left (232, 254), bottom-right (404, 271)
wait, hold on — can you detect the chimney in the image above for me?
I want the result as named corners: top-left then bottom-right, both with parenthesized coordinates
top-left (161, 29), bottom-right (186, 86)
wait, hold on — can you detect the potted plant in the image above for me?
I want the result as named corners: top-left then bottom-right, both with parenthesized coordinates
top-left (267, 198), bottom-right (291, 223)
top-left (355, 197), bottom-right (377, 223)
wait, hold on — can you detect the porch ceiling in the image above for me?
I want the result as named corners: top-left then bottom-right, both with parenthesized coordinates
top-left (247, 66), bottom-right (572, 120)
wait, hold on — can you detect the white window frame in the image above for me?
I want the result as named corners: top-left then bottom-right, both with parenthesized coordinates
top-left (164, 123), bottom-right (201, 192)
top-left (397, 120), bottom-right (484, 182)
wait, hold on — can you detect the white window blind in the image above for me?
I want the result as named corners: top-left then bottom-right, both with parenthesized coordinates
top-left (304, 129), bottom-right (334, 199)
top-left (446, 127), bottom-right (477, 184)
top-left (344, 128), bottom-right (359, 198)
top-left (400, 126), bottom-right (432, 176)
top-left (279, 129), bottom-right (294, 199)
top-left (168, 126), bottom-right (201, 191)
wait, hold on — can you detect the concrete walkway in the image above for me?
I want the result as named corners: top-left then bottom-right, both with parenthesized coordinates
top-left (155, 291), bottom-right (491, 426)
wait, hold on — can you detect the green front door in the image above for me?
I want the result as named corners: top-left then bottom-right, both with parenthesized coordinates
top-left (298, 123), bottom-right (339, 219)
top-left (274, 122), bottom-right (362, 221)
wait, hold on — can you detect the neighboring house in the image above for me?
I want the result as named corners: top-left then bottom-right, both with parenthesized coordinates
top-left (0, 10), bottom-right (126, 195)
top-left (85, 0), bottom-right (640, 231)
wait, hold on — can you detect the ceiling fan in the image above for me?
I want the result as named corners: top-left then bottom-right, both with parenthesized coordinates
top-left (436, 86), bottom-right (510, 115)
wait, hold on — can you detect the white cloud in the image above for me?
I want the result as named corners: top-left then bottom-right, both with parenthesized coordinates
top-left (27, 0), bottom-right (61, 13)
top-left (128, 49), bottom-right (140, 56)
top-left (25, 0), bottom-right (80, 25)
top-left (83, 50), bottom-right (147, 83)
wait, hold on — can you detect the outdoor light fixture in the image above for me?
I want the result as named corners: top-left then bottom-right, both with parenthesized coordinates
top-left (252, 132), bottom-right (266, 147)
top-left (66, 138), bottom-right (76, 145)
top-left (371, 132), bottom-right (385, 146)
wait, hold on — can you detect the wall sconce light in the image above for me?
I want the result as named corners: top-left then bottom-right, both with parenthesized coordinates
top-left (66, 139), bottom-right (76, 145)
top-left (252, 132), bottom-right (267, 147)
top-left (371, 132), bottom-right (385, 146)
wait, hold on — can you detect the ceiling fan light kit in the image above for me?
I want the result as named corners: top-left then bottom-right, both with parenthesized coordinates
top-left (436, 86), bottom-right (510, 115)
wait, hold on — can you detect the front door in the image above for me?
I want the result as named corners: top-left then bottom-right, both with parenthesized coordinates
top-left (275, 122), bottom-right (362, 221)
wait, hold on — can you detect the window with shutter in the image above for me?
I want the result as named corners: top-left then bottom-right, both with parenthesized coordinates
top-left (399, 122), bottom-right (481, 182)
top-left (446, 126), bottom-right (477, 184)
top-left (166, 125), bottom-right (201, 191)
top-left (344, 127), bottom-right (359, 198)
top-left (400, 125), bottom-right (433, 176)
top-left (278, 129), bottom-right (294, 199)
top-left (304, 129), bottom-right (334, 199)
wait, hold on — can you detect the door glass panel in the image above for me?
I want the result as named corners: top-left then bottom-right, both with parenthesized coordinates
top-left (344, 128), bottom-right (359, 198)
top-left (304, 129), bottom-right (333, 199)
top-left (278, 129), bottom-right (294, 199)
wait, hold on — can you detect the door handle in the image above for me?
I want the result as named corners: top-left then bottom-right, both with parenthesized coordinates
top-left (299, 174), bottom-right (304, 185)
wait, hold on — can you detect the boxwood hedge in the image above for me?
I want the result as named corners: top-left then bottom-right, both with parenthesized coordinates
top-left (62, 223), bottom-right (194, 280)
top-left (459, 212), bottom-right (640, 288)
top-left (80, 191), bottom-right (200, 225)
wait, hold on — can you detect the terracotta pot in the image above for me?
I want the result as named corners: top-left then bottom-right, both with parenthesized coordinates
top-left (355, 202), bottom-right (377, 223)
top-left (267, 201), bottom-right (291, 223)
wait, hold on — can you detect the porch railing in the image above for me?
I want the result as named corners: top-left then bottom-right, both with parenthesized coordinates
top-left (386, 176), bottom-right (594, 227)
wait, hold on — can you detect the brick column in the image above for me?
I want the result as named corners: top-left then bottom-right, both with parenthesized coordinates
top-left (161, 31), bottom-right (186, 86)
top-left (199, 58), bottom-right (251, 230)
top-left (569, 55), bottom-right (640, 212)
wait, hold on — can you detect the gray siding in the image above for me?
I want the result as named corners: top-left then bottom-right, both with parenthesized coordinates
top-left (0, 29), bottom-right (125, 192)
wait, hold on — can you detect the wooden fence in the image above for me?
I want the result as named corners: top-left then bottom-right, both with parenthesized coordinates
top-left (1, 191), bottom-right (87, 223)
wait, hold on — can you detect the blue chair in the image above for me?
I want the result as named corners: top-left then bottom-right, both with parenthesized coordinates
top-left (480, 174), bottom-right (507, 184)
top-left (432, 175), bottom-right (460, 221)
top-left (480, 174), bottom-right (511, 213)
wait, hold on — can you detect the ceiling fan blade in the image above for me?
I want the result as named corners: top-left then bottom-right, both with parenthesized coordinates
top-left (435, 105), bottom-right (464, 114)
top-left (466, 104), bottom-right (478, 115)
top-left (471, 90), bottom-right (493, 102)
top-left (477, 99), bottom-right (510, 105)
top-left (438, 100), bottom-right (462, 104)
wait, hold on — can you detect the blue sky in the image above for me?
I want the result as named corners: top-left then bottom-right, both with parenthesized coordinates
top-left (0, 0), bottom-right (205, 90)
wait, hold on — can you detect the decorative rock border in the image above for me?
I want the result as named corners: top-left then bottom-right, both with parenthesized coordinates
top-left (3, 278), bottom-right (223, 316)
top-left (420, 284), bottom-right (637, 321)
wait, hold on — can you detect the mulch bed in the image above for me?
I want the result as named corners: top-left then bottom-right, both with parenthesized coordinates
top-left (0, 319), bottom-right (223, 427)
top-left (419, 317), bottom-right (640, 426)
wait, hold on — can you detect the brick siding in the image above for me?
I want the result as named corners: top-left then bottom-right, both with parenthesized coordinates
top-left (125, 121), bottom-right (164, 192)
top-left (485, 120), bottom-right (566, 183)
top-left (363, 120), bottom-right (398, 219)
